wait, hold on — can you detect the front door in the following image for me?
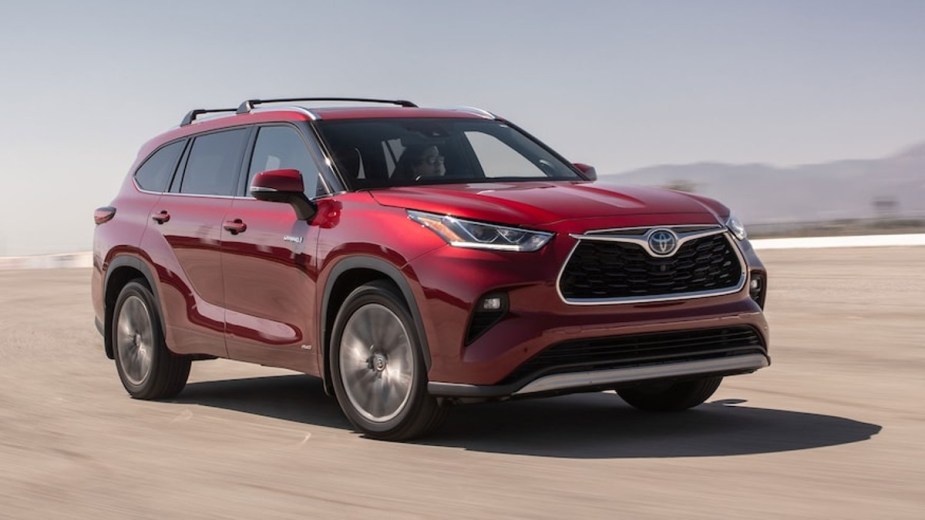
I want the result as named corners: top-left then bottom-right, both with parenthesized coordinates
top-left (221, 125), bottom-right (325, 375)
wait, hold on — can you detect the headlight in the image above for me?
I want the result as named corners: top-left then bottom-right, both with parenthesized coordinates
top-left (725, 213), bottom-right (747, 240)
top-left (408, 210), bottom-right (553, 252)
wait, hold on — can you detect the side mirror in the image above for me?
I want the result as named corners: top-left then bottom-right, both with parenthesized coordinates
top-left (573, 163), bottom-right (597, 181)
top-left (251, 169), bottom-right (316, 220)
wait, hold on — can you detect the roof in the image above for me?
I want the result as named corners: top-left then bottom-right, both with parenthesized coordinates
top-left (179, 98), bottom-right (493, 126)
top-left (135, 102), bottom-right (496, 164)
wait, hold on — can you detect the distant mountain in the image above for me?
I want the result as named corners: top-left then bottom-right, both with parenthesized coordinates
top-left (601, 142), bottom-right (925, 225)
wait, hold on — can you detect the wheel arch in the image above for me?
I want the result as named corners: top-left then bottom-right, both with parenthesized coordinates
top-left (103, 255), bottom-right (163, 360)
top-left (320, 256), bottom-right (431, 395)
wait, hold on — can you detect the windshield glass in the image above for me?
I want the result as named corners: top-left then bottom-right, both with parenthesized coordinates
top-left (315, 118), bottom-right (581, 190)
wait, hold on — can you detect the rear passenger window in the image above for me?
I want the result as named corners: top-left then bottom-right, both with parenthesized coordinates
top-left (134, 140), bottom-right (185, 192)
top-left (248, 126), bottom-right (322, 197)
top-left (180, 129), bottom-right (249, 196)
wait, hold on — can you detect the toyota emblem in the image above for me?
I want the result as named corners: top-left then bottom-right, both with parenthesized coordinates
top-left (648, 229), bottom-right (678, 256)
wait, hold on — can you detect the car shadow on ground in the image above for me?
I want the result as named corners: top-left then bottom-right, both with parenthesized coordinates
top-left (175, 375), bottom-right (881, 459)
top-left (427, 395), bottom-right (882, 458)
top-left (175, 375), bottom-right (350, 430)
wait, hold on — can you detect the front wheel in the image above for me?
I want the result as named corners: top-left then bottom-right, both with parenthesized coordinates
top-left (112, 281), bottom-right (191, 400)
top-left (330, 281), bottom-right (446, 440)
top-left (617, 376), bottom-right (723, 411)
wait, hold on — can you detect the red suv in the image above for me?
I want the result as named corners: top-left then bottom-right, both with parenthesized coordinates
top-left (92, 97), bottom-right (769, 440)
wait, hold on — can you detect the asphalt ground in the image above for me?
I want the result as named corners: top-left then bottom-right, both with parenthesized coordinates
top-left (1, 247), bottom-right (923, 519)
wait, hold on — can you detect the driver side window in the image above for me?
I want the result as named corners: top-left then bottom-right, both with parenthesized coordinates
top-left (248, 126), bottom-right (325, 197)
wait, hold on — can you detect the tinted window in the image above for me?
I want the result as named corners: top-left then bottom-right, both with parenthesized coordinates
top-left (180, 129), bottom-right (248, 196)
top-left (315, 119), bottom-right (579, 190)
top-left (134, 140), bottom-right (185, 192)
top-left (248, 126), bottom-right (321, 197)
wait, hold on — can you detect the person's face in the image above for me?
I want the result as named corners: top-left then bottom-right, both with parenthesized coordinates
top-left (412, 146), bottom-right (445, 177)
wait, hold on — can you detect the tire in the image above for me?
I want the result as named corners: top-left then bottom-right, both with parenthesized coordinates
top-left (330, 280), bottom-right (446, 440)
top-left (617, 376), bottom-right (723, 412)
top-left (112, 280), bottom-right (191, 400)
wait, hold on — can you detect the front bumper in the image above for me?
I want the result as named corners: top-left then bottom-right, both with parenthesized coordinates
top-left (406, 216), bottom-right (770, 391)
top-left (429, 352), bottom-right (769, 399)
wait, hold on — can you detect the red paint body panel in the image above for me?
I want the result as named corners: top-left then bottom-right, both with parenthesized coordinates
top-left (141, 194), bottom-right (231, 357)
top-left (371, 182), bottom-right (723, 226)
top-left (91, 175), bottom-right (162, 327)
top-left (251, 168), bottom-right (305, 194)
top-left (221, 197), bottom-right (319, 373)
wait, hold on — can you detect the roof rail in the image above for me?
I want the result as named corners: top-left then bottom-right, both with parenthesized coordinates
top-left (236, 97), bottom-right (417, 114)
top-left (180, 108), bottom-right (237, 127)
top-left (444, 106), bottom-right (497, 119)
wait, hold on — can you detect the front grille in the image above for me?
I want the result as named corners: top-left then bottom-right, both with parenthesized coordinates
top-left (559, 233), bottom-right (742, 302)
top-left (504, 326), bottom-right (766, 384)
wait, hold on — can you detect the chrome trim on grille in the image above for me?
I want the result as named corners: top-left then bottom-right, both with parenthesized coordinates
top-left (513, 353), bottom-right (768, 395)
top-left (556, 225), bottom-right (747, 305)
top-left (570, 225), bottom-right (726, 257)
top-left (581, 224), bottom-right (720, 235)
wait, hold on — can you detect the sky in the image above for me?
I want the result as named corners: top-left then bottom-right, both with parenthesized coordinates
top-left (1, 0), bottom-right (924, 255)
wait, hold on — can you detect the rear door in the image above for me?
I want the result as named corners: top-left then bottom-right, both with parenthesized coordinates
top-left (220, 124), bottom-right (328, 374)
top-left (140, 127), bottom-right (250, 357)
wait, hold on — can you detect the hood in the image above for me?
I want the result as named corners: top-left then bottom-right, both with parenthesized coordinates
top-left (369, 181), bottom-right (724, 226)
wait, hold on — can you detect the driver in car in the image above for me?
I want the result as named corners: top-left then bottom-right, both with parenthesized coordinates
top-left (393, 144), bottom-right (445, 180)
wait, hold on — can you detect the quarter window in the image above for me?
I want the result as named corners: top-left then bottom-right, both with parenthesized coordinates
top-left (248, 126), bottom-right (322, 197)
top-left (179, 129), bottom-right (249, 196)
top-left (134, 140), bottom-right (185, 192)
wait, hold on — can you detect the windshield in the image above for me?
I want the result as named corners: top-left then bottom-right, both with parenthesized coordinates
top-left (315, 118), bottom-right (581, 190)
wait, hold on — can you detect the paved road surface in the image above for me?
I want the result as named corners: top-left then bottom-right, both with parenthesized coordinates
top-left (1, 248), bottom-right (923, 519)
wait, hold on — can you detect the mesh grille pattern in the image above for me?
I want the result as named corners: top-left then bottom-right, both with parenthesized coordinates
top-left (560, 234), bottom-right (741, 301)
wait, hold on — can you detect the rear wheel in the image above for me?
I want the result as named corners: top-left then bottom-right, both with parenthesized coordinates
top-left (617, 376), bottom-right (723, 411)
top-left (330, 281), bottom-right (446, 440)
top-left (112, 281), bottom-right (190, 399)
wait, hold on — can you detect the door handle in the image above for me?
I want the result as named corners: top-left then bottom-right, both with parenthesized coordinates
top-left (223, 219), bottom-right (247, 235)
top-left (151, 210), bottom-right (170, 224)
